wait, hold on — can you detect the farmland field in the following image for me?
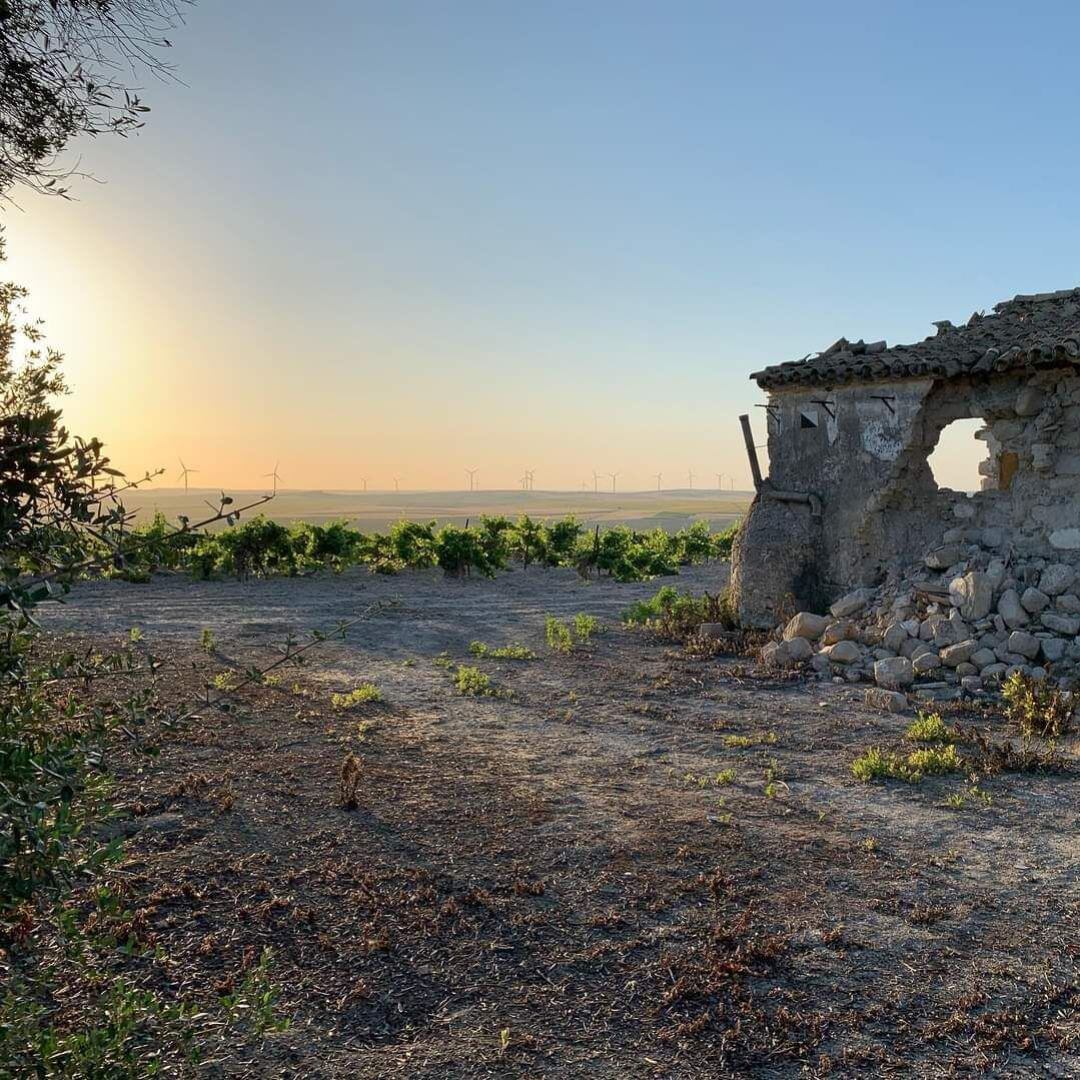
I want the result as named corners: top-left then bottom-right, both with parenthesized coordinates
top-left (122, 488), bottom-right (751, 534)
top-left (40, 564), bottom-right (1079, 1077)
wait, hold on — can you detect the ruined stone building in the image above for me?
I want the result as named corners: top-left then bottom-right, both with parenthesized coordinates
top-left (731, 288), bottom-right (1080, 629)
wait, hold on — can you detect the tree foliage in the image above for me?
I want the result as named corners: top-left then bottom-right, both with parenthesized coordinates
top-left (0, 0), bottom-right (190, 195)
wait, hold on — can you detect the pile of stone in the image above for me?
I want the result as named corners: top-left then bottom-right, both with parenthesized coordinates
top-left (759, 538), bottom-right (1080, 703)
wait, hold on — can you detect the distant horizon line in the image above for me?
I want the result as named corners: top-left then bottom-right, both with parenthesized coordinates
top-left (131, 486), bottom-right (751, 497)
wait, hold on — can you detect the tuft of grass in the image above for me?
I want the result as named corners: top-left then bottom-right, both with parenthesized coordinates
top-left (433, 652), bottom-right (454, 669)
top-left (200, 627), bottom-right (216, 653)
top-left (331, 683), bottom-right (382, 709)
top-left (904, 711), bottom-right (955, 744)
top-left (852, 743), bottom-right (965, 784)
top-left (906, 744), bottom-right (964, 776)
top-left (212, 672), bottom-right (237, 692)
top-left (715, 768), bottom-right (736, 785)
top-left (469, 640), bottom-right (536, 660)
top-left (572, 612), bottom-right (600, 644)
top-left (128, 627), bottom-right (143, 643)
top-left (455, 665), bottom-right (494, 696)
top-left (545, 616), bottom-right (574, 653)
top-left (724, 731), bottom-right (778, 749)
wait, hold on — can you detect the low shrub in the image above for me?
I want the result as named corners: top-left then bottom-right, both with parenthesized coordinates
top-left (904, 711), bottom-right (955, 744)
top-left (622, 586), bottom-right (736, 639)
top-left (331, 684), bottom-right (382, 708)
top-left (1002, 671), bottom-right (1074, 738)
top-left (455, 666), bottom-right (494, 695)
top-left (852, 743), bottom-right (965, 784)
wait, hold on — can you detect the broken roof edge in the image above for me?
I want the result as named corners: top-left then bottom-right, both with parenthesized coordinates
top-left (751, 286), bottom-right (1080, 391)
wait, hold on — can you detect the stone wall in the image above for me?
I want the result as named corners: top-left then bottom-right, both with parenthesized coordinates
top-left (732, 366), bottom-right (1080, 627)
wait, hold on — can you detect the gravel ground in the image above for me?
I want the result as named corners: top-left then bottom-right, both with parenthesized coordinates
top-left (40, 565), bottom-right (1080, 1077)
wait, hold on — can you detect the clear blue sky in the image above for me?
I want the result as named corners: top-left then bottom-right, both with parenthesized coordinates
top-left (6, 1), bottom-right (1080, 490)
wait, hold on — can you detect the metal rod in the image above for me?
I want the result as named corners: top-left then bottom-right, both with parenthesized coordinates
top-left (739, 414), bottom-right (763, 491)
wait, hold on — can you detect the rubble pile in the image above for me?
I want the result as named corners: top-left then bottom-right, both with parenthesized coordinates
top-left (760, 533), bottom-right (1080, 703)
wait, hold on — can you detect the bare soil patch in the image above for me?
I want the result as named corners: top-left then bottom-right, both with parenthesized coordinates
top-left (43, 567), bottom-right (1079, 1077)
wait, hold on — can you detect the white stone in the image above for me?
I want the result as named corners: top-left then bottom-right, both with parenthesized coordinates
top-left (864, 688), bottom-right (908, 713)
top-left (1015, 385), bottom-right (1045, 417)
top-left (1007, 630), bottom-right (1040, 660)
top-left (1021, 587), bottom-right (1051, 614)
top-left (925, 545), bottom-right (964, 570)
top-left (1039, 564), bottom-right (1076, 596)
top-left (998, 589), bottom-right (1030, 629)
top-left (825, 640), bottom-right (860, 664)
top-left (1041, 637), bottom-right (1067, 663)
top-left (874, 656), bottom-right (914, 689)
top-left (1041, 612), bottom-right (1080, 636)
top-left (829, 590), bottom-right (872, 619)
top-left (940, 639), bottom-right (977, 667)
top-left (1049, 529), bottom-right (1080, 551)
top-left (882, 621), bottom-right (909, 653)
top-left (912, 652), bottom-right (942, 675)
top-left (783, 612), bottom-right (829, 641)
top-left (949, 571), bottom-right (994, 621)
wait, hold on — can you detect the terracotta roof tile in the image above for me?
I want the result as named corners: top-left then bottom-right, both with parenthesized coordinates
top-left (750, 288), bottom-right (1080, 390)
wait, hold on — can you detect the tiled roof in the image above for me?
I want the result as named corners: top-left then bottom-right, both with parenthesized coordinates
top-left (750, 288), bottom-right (1080, 390)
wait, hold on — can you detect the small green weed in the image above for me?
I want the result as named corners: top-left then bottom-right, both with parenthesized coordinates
top-left (545, 616), bottom-right (574, 653)
top-left (200, 627), bottom-right (216, 653)
top-left (725, 731), bottom-right (778, 749)
top-left (469, 640), bottom-right (536, 660)
top-left (572, 612), bottom-right (600, 643)
top-left (904, 711), bottom-right (955, 744)
top-left (852, 743), bottom-right (965, 784)
top-left (455, 665), bottom-right (494, 696)
top-left (331, 683), bottom-right (382, 708)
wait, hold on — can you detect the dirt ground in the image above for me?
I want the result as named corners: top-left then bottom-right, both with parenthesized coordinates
top-left (43, 565), bottom-right (1079, 1078)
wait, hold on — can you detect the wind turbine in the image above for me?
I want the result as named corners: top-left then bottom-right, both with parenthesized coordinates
top-left (465, 467), bottom-right (478, 492)
top-left (393, 477), bottom-right (401, 493)
top-left (177, 458), bottom-right (198, 493)
top-left (687, 468), bottom-right (695, 490)
top-left (716, 472), bottom-right (724, 490)
top-left (592, 470), bottom-right (601, 494)
top-left (262, 461), bottom-right (283, 494)
top-left (359, 477), bottom-right (368, 492)
top-left (608, 471), bottom-right (619, 493)
top-left (654, 472), bottom-right (663, 492)
top-left (525, 468), bottom-right (535, 491)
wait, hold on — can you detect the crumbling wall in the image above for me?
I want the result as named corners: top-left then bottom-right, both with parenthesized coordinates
top-left (732, 367), bottom-right (1080, 627)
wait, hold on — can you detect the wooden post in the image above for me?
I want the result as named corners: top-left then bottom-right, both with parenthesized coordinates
top-left (739, 414), bottom-right (763, 491)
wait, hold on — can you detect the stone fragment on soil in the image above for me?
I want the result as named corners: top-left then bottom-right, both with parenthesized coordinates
top-left (825, 640), bottom-right (860, 664)
top-left (830, 590), bottom-right (872, 619)
top-left (864, 688), bottom-right (908, 713)
top-left (1007, 630), bottom-right (1040, 660)
top-left (949, 571), bottom-right (993, 620)
top-left (783, 611), bottom-right (829, 641)
top-left (874, 655), bottom-right (914, 689)
top-left (998, 589), bottom-right (1030, 629)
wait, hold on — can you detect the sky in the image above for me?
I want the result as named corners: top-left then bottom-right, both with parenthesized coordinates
top-left (5, 0), bottom-right (1080, 492)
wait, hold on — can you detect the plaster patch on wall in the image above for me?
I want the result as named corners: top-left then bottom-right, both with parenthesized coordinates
top-left (826, 410), bottom-right (839, 445)
top-left (861, 419), bottom-right (902, 461)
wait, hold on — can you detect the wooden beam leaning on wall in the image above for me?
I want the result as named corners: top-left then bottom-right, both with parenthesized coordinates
top-left (739, 414), bottom-right (763, 491)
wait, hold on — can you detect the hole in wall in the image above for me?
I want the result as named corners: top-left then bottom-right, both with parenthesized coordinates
top-left (927, 417), bottom-right (989, 493)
